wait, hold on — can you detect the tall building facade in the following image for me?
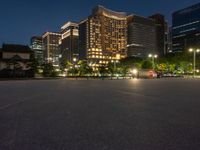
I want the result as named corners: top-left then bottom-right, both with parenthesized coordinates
top-left (127, 15), bottom-right (157, 57)
top-left (149, 14), bottom-right (168, 56)
top-left (42, 32), bottom-right (61, 66)
top-left (172, 3), bottom-right (200, 52)
top-left (167, 27), bottom-right (173, 53)
top-left (79, 5), bottom-right (127, 69)
top-left (78, 19), bottom-right (88, 60)
top-left (30, 36), bottom-right (43, 64)
top-left (60, 22), bottom-right (79, 63)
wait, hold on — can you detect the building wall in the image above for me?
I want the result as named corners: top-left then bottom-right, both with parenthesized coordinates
top-left (78, 19), bottom-right (88, 60)
top-left (0, 62), bottom-right (7, 70)
top-left (42, 32), bottom-right (61, 65)
top-left (0, 61), bottom-right (30, 70)
top-left (3, 52), bottom-right (30, 60)
top-left (172, 3), bottom-right (200, 52)
top-left (0, 44), bottom-right (33, 78)
top-left (79, 5), bottom-right (127, 68)
top-left (127, 15), bottom-right (157, 57)
top-left (149, 14), bottom-right (167, 56)
top-left (30, 36), bottom-right (43, 64)
top-left (60, 22), bottom-right (79, 63)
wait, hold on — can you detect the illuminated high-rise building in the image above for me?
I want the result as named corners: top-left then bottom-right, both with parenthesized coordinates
top-left (172, 3), bottom-right (200, 52)
top-left (60, 22), bottom-right (79, 63)
top-left (30, 36), bottom-right (43, 65)
top-left (79, 5), bottom-right (127, 69)
top-left (42, 32), bottom-right (61, 66)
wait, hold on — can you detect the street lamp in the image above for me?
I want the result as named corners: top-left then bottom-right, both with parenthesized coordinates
top-left (73, 57), bottom-right (77, 62)
top-left (148, 54), bottom-right (158, 70)
top-left (189, 48), bottom-right (200, 78)
top-left (131, 69), bottom-right (138, 78)
top-left (111, 59), bottom-right (119, 77)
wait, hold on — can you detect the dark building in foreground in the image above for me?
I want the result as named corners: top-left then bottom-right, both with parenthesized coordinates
top-left (60, 22), bottom-right (79, 63)
top-left (42, 32), bottom-right (61, 66)
top-left (172, 3), bottom-right (200, 52)
top-left (127, 15), bottom-right (157, 57)
top-left (0, 44), bottom-right (33, 78)
top-left (30, 36), bottom-right (43, 65)
top-left (149, 14), bottom-right (168, 56)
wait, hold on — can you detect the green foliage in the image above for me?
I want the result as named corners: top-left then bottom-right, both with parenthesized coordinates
top-left (120, 57), bottom-right (142, 69)
top-left (66, 60), bottom-right (93, 76)
top-left (78, 60), bottom-right (93, 76)
top-left (99, 65), bottom-right (109, 76)
top-left (59, 59), bottom-right (72, 72)
top-left (67, 67), bottom-right (79, 76)
top-left (141, 60), bottom-right (153, 69)
top-left (42, 63), bottom-right (58, 77)
top-left (119, 65), bottom-right (129, 77)
top-left (156, 52), bottom-right (195, 74)
top-left (28, 53), bottom-right (39, 74)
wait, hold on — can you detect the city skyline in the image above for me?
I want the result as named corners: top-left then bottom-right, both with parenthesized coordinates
top-left (0, 0), bottom-right (199, 45)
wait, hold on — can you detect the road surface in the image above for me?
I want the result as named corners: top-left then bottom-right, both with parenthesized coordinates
top-left (0, 78), bottom-right (200, 150)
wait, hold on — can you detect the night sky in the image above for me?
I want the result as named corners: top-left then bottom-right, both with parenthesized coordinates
top-left (0, 0), bottom-right (199, 46)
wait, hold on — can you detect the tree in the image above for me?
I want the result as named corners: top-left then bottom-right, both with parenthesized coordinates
top-left (120, 65), bottom-right (129, 77)
top-left (42, 63), bottom-right (58, 77)
top-left (78, 60), bottom-right (93, 76)
top-left (99, 65), bottom-right (109, 76)
top-left (141, 60), bottom-right (153, 69)
top-left (67, 67), bottom-right (79, 76)
top-left (107, 63), bottom-right (115, 76)
top-left (59, 59), bottom-right (72, 72)
top-left (27, 53), bottom-right (39, 75)
top-left (120, 57), bottom-right (142, 70)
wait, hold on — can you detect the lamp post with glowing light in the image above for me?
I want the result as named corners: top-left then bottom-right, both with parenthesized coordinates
top-left (112, 54), bottom-right (121, 76)
top-left (148, 54), bottom-right (158, 70)
top-left (131, 69), bottom-right (138, 78)
top-left (72, 57), bottom-right (77, 77)
top-left (73, 57), bottom-right (77, 66)
top-left (189, 48), bottom-right (200, 78)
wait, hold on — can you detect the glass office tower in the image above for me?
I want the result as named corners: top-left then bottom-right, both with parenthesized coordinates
top-left (172, 3), bottom-right (200, 52)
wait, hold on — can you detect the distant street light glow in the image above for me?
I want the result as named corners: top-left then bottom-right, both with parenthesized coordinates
top-left (73, 58), bottom-right (77, 62)
top-left (189, 48), bottom-right (193, 52)
top-left (132, 69), bottom-right (138, 75)
top-left (148, 53), bottom-right (158, 70)
top-left (148, 54), bottom-right (152, 58)
top-left (189, 48), bottom-right (200, 78)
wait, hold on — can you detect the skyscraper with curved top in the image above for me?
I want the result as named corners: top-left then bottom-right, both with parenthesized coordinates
top-left (79, 5), bottom-right (127, 70)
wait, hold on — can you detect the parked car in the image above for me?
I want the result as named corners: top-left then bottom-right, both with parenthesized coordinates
top-left (138, 69), bottom-right (157, 79)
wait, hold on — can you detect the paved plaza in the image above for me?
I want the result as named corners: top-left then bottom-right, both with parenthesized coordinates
top-left (0, 79), bottom-right (200, 150)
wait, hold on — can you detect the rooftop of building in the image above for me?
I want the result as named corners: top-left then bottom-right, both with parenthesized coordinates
top-left (31, 36), bottom-right (42, 40)
top-left (61, 21), bottom-right (78, 30)
top-left (127, 14), bottom-right (155, 26)
top-left (92, 5), bottom-right (127, 19)
top-left (1, 44), bottom-right (32, 53)
top-left (42, 31), bottom-right (61, 38)
top-left (173, 2), bottom-right (200, 15)
top-left (79, 19), bottom-right (88, 25)
top-left (149, 13), bottom-right (165, 18)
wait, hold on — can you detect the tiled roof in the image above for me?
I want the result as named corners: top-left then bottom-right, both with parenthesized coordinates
top-left (2, 44), bottom-right (32, 53)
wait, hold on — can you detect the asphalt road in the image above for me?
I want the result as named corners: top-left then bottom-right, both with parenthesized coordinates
top-left (0, 78), bottom-right (200, 150)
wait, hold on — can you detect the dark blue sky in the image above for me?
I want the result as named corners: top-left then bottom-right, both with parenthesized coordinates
top-left (0, 0), bottom-right (199, 45)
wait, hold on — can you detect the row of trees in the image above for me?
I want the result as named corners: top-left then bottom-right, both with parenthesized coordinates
top-left (119, 52), bottom-right (198, 75)
top-left (35, 52), bottom-right (200, 77)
